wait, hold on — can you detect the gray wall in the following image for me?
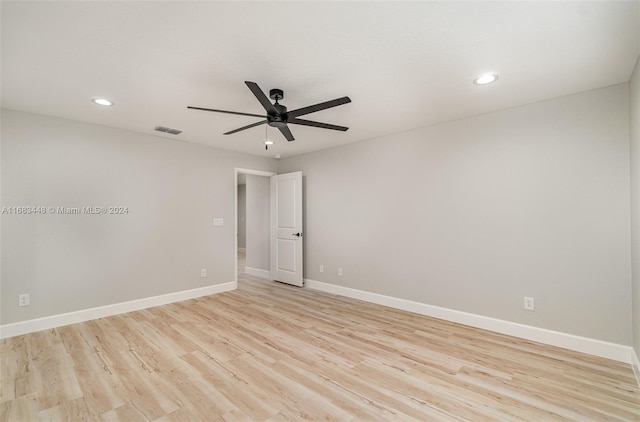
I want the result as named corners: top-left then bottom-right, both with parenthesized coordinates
top-left (245, 175), bottom-right (270, 271)
top-left (1, 109), bottom-right (276, 324)
top-left (237, 184), bottom-right (246, 249)
top-left (2, 81), bottom-right (635, 349)
top-left (630, 55), bottom-right (640, 359)
top-left (279, 84), bottom-right (632, 345)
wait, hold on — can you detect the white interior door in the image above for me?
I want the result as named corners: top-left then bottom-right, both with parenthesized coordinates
top-left (271, 171), bottom-right (303, 286)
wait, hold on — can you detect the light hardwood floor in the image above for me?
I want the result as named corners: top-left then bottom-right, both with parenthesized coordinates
top-left (2, 255), bottom-right (639, 421)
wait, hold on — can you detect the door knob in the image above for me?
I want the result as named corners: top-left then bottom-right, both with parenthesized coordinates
top-left (293, 232), bottom-right (302, 237)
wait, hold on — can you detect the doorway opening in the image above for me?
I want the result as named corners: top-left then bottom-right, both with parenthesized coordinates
top-left (235, 168), bottom-right (276, 284)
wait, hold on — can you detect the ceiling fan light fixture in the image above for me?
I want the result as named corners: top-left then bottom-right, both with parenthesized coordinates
top-left (91, 97), bottom-right (114, 106)
top-left (473, 73), bottom-right (498, 85)
top-left (264, 139), bottom-right (274, 146)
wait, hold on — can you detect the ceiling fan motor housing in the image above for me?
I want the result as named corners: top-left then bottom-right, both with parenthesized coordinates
top-left (268, 103), bottom-right (288, 128)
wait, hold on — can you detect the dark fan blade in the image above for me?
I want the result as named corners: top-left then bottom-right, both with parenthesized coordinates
top-left (288, 118), bottom-right (348, 132)
top-left (278, 125), bottom-right (295, 142)
top-left (224, 120), bottom-right (267, 135)
top-left (288, 96), bottom-right (351, 118)
top-left (245, 81), bottom-right (277, 115)
top-left (187, 106), bottom-right (265, 118)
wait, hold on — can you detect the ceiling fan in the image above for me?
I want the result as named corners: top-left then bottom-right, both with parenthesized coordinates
top-left (188, 81), bottom-right (351, 142)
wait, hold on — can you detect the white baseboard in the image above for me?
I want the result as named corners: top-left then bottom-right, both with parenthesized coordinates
top-left (244, 266), bottom-right (270, 280)
top-left (305, 279), bottom-right (636, 365)
top-left (0, 281), bottom-right (237, 339)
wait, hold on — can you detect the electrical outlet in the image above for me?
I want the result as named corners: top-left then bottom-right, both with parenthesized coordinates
top-left (201, 268), bottom-right (207, 278)
top-left (319, 264), bottom-right (324, 273)
top-left (18, 294), bottom-right (30, 307)
top-left (524, 297), bottom-right (534, 311)
top-left (338, 267), bottom-right (343, 276)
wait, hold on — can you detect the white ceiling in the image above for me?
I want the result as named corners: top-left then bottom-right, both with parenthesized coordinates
top-left (2, 2), bottom-right (639, 158)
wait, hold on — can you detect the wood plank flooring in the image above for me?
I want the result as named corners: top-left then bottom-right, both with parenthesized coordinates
top-left (2, 255), bottom-right (639, 420)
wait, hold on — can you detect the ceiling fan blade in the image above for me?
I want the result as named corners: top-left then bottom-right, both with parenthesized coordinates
top-left (278, 125), bottom-right (295, 142)
top-left (224, 120), bottom-right (267, 135)
top-left (288, 118), bottom-right (349, 132)
top-left (188, 106), bottom-right (265, 118)
top-left (287, 96), bottom-right (351, 118)
top-left (245, 81), bottom-right (278, 115)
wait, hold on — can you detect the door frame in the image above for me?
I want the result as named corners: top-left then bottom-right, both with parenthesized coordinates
top-left (234, 168), bottom-right (276, 285)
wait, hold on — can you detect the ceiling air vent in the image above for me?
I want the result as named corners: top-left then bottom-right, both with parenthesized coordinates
top-left (154, 125), bottom-right (182, 135)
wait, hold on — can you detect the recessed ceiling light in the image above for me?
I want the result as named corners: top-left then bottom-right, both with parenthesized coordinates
top-left (91, 97), bottom-right (114, 106)
top-left (275, 154), bottom-right (282, 159)
top-left (473, 73), bottom-right (498, 85)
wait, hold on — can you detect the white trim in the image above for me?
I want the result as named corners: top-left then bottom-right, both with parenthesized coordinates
top-left (235, 168), bottom-right (277, 177)
top-left (305, 279), bottom-right (636, 365)
top-left (237, 247), bottom-right (246, 252)
top-left (0, 282), bottom-right (236, 339)
top-left (244, 266), bottom-right (271, 280)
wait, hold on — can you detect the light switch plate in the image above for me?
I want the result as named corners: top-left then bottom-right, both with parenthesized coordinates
top-left (213, 218), bottom-right (224, 227)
